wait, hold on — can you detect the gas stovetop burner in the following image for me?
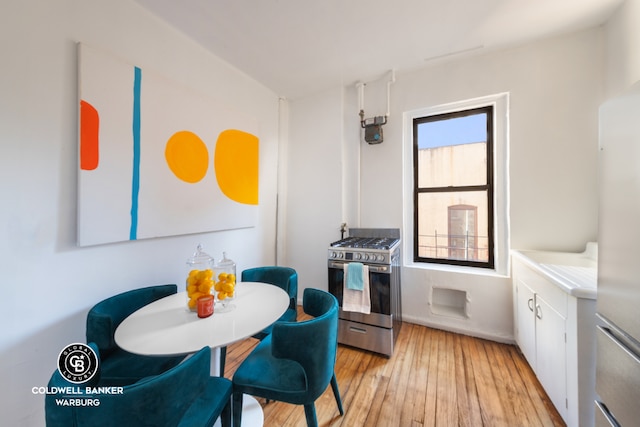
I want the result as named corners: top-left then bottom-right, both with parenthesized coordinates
top-left (330, 236), bottom-right (400, 250)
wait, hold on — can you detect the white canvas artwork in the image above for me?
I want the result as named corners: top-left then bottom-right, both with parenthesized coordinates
top-left (77, 43), bottom-right (259, 246)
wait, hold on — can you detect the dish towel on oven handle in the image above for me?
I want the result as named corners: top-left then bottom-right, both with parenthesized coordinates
top-left (346, 262), bottom-right (364, 290)
top-left (342, 263), bottom-right (371, 314)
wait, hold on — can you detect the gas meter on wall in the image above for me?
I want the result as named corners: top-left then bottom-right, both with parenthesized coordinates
top-left (357, 70), bottom-right (394, 145)
top-left (361, 115), bottom-right (387, 144)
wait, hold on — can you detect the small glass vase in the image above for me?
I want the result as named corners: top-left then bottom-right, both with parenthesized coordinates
top-left (214, 252), bottom-right (236, 313)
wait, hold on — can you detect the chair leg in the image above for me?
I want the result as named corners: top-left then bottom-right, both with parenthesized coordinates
top-left (303, 403), bottom-right (318, 427)
top-left (220, 346), bottom-right (227, 376)
top-left (221, 396), bottom-right (232, 427)
top-left (330, 373), bottom-right (344, 415)
top-left (232, 392), bottom-right (243, 427)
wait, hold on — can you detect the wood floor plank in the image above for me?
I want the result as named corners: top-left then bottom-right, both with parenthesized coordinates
top-left (423, 327), bottom-right (443, 427)
top-left (509, 345), bottom-right (565, 427)
top-left (338, 348), bottom-right (386, 426)
top-left (435, 331), bottom-right (458, 425)
top-left (404, 324), bottom-right (429, 426)
top-left (455, 332), bottom-right (482, 427)
top-left (486, 339), bottom-right (527, 426)
top-left (377, 322), bottom-right (416, 427)
top-left (460, 333), bottom-right (485, 427)
top-left (491, 340), bottom-right (542, 427)
top-left (224, 306), bottom-right (566, 427)
top-left (456, 334), bottom-right (507, 426)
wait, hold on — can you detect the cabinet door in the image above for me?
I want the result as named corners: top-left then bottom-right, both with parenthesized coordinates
top-left (535, 294), bottom-right (567, 419)
top-left (515, 279), bottom-right (536, 369)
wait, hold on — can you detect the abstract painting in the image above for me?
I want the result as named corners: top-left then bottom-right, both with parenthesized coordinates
top-left (77, 43), bottom-right (259, 246)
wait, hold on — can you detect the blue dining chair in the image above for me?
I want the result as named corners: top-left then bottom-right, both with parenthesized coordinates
top-left (219, 266), bottom-right (299, 375)
top-left (231, 288), bottom-right (344, 427)
top-left (241, 266), bottom-right (298, 339)
top-left (45, 344), bottom-right (232, 427)
top-left (86, 284), bottom-right (185, 385)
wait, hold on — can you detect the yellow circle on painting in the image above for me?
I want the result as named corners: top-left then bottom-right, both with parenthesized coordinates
top-left (215, 129), bottom-right (259, 205)
top-left (165, 131), bottom-right (209, 183)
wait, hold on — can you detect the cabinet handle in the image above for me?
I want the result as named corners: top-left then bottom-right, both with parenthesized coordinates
top-left (527, 298), bottom-right (534, 312)
top-left (536, 304), bottom-right (542, 320)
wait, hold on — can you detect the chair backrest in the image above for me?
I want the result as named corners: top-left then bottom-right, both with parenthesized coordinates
top-left (271, 288), bottom-right (338, 401)
top-left (86, 284), bottom-right (177, 356)
top-left (241, 267), bottom-right (298, 310)
top-left (46, 345), bottom-right (212, 427)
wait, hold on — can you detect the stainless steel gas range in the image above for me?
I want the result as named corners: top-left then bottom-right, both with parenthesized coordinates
top-left (327, 228), bottom-right (402, 357)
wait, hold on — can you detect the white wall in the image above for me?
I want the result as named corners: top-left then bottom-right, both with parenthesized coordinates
top-left (0, 1), bottom-right (280, 425)
top-left (604, 0), bottom-right (640, 96)
top-left (284, 88), bottom-right (345, 290)
top-left (286, 28), bottom-right (604, 342)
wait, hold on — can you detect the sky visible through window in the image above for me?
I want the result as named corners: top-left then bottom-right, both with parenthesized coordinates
top-left (417, 113), bottom-right (487, 149)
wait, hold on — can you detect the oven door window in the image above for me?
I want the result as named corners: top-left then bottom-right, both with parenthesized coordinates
top-left (328, 265), bottom-right (391, 315)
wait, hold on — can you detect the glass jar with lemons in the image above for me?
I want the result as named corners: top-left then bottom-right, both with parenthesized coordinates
top-left (185, 244), bottom-right (215, 312)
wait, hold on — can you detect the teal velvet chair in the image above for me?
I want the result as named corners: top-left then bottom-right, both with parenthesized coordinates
top-left (231, 288), bottom-right (344, 427)
top-left (219, 266), bottom-right (298, 375)
top-left (45, 344), bottom-right (232, 427)
top-left (86, 284), bottom-right (185, 385)
top-left (241, 266), bottom-right (298, 339)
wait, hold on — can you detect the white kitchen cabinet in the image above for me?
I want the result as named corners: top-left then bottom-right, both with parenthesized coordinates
top-left (535, 293), bottom-right (568, 419)
top-left (515, 279), bottom-right (537, 368)
top-left (513, 260), bottom-right (568, 421)
top-left (512, 247), bottom-right (597, 427)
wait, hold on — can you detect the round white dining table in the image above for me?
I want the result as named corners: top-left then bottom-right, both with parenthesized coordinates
top-left (114, 281), bottom-right (289, 427)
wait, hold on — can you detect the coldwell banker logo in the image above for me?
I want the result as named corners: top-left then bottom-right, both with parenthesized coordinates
top-left (33, 343), bottom-right (124, 407)
top-left (57, 343), bottom-right (99, 384)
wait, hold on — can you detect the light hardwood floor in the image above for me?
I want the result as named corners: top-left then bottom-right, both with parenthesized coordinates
top-left (223, 307), bottom-right (565, 427)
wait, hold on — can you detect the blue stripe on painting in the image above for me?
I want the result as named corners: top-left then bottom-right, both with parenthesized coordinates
top-left (130, 66), bottom-right (142, 240)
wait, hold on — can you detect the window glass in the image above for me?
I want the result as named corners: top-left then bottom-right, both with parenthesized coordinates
top-left (413, 107), bottom-right (494, 268)
top-left (416, 114), bottom-right (487, 187)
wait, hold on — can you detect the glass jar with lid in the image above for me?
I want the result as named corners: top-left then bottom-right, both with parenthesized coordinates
top-left (214, 252), bottom-right (236, 312)
top-left (185, 244), bottom-right (215, 312)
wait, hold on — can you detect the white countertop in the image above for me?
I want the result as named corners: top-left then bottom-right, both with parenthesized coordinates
top-left (511, 242), bottom-right (598, 300)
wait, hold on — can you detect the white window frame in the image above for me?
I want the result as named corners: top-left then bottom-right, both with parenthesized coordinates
top-left (402, 93), bottom-right (510, 276)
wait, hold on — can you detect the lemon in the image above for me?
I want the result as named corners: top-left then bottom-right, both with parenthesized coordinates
top-left (222, 282), bottom-right (234, 294)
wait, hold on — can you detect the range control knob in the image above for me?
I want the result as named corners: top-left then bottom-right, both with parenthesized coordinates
top-left (354, 253), bottom-right (361, 260)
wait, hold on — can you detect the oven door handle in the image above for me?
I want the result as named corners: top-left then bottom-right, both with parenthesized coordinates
top-left (328, 261), bottom-right (390, 273)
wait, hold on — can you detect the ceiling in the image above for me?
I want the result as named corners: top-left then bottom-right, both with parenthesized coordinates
top-left (133, 0), bottom-right (623, 100)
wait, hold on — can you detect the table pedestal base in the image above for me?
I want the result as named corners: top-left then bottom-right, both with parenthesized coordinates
top-left (211, 348), bottom-right (263, 427)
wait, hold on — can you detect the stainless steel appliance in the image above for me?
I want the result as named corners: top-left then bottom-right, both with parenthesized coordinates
top-left (327, 228), bottom-right (401, 357)
top-left (595, 81), bottom-right (640, 427)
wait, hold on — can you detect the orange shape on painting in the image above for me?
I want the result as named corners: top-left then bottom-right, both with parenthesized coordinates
top-left (165, 131), bottom-right (209, 183)
top-left (215, 129), bottom-right (259, 205)
top-left (80, 100), bottom-right (99, 170)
